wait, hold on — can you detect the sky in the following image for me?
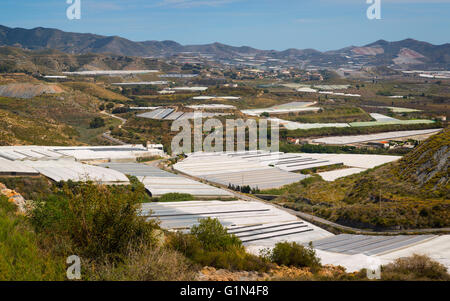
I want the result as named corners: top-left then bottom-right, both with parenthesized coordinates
top-left (0, 0), bottom-right (449, 51)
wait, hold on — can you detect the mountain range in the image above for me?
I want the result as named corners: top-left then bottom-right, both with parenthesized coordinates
top-left (1, 25), bottom-right (449, 69)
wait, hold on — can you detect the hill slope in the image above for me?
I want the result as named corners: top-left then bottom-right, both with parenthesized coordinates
top-left (396, 129), bottom-right (449, 192)
top-left (0, 46), bottom-right (168, 74)
top-left (275, 129), bottom-right (450, 230)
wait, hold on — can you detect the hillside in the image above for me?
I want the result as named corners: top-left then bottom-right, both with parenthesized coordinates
top-left (0, 83), bottom-right (64, 98)
top-left (0, 108), bottom-right (78, 146)
top-left (61, 82), bottom-right (129, 102)
top-left (274, 129), bottom-right (450, 230)
top-left (396, 129), bottom-right (449, 192)
top-left (0, 86), bottom-right (121, 145)
top-left (0, 46), bottom-right (169, 74)
top-left (1, 25), bottom-right (449, 69)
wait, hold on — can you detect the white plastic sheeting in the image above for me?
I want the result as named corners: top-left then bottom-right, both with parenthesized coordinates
top-left (175, 151), bottom-right (403, 185)
top-left (0, 158), bottom-right (39, 175)
top-left (318, 168), bottom-right (367, 181)
top-left (48, 145), bottom-right (164, 162)
top-left (0, 146), bottom-right (67, 161)
top-left (302, 153), bottom-right (401, 170)
top-left (248, 233), bottom-right (450, 273)
top-left (192, 96), bottom-right (240, 100)
top-left (307, 234), bottom-right (450, 272)
top-left (241, 102), bottom-right (319, 117)
top-left (139, 176), bottom-right (233, 197)
top-left (100, 163), bottom-right (233, 198)
top-left (187, 104), bottom-right (236, 110)
top-left (63, 70), bottom-right (158, 76)
top-left (369, 113), bottom-right (399, 122)
top-left (269, 118), bottom-right (350, 130)
top-left (0, 145), bottom-right (164, 162)
top-left (174, 152), bottom-right (309, 189)
top-left (312, 129), bottom-right (442, 145)
top-left (141, 200), bottom-right (333, 245)
top-left (22, 159), bottom-right (130, 184)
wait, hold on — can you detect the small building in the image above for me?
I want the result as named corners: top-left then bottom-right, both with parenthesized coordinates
top-left (367, 141), bottom-right (390, 149)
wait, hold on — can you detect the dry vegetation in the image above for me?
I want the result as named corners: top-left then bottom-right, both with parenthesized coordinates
top-left (274, 129), bottom-right (449, 230)
top-left (61, 82), bottom-right (130, 102)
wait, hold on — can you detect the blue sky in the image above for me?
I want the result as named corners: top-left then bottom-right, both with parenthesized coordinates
top-left (1, 0), bottom-right (449, 51)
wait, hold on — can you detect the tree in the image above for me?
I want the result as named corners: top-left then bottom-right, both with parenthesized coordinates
top-left (190, 218), bottom-right (241, 252)
top-left (112, 107), bottom-right (129, 114)
top-left (89, 117), bottom-right (105, 129)
top-left (268, 242), bottom-right (321, 270)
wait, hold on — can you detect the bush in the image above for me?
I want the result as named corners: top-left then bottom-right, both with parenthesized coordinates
top-left (112, 107), bottom-right (130, 114)
top-left (89, 117), bottom-right (105, 129)
top-left (381, 254), bottom-right (450, 281)
top-left (30, 182), bottom-right (159, 260)
top-left (168, 219), bottom-right (272, 271)
top-left (191, 218), bottom-right (242, 252)
top-left (168, 232), bottom-right (204, 260)
top-left (266, 242), bottom-right (321, 271)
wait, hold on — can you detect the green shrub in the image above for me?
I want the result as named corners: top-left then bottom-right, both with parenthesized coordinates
top-left (168, 219), bottom-right (272, 272)
top-left (89, 117), bottom-right (105, 129)
top-left (191, 218), bottom-right (242, 252)
top-left (30, 182), bottom-right (159, 260)
top-left (266, 242), bottom-right (321, 271)
top-left (112, 107), bottom-right (129, 114)
top-left (0, 196), bottom-right (65, 280)
top-left (159, 193), bottom-right (195, 202)
top-left (168, 232), bottom-right (204, 259)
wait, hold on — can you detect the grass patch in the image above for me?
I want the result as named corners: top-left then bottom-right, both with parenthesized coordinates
top-left (0, 196), bottom-right (65, 280)
top-left (284, 106), bottom-right (372, 123)
top-left (157, 193), bottom-right (195, 202)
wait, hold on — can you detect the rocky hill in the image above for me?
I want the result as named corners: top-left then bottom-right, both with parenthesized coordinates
top-left (396, 128), bottom-right (449, 192)
top-left (276, 129), bottom-right (450, 229)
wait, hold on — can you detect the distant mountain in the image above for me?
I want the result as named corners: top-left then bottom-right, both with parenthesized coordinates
top-left (0, 25), bottom-right (261, 58)
top-left (341, 39), bottom-right (450, 69)
top-left (0, 25), bottom-right (449, 69)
